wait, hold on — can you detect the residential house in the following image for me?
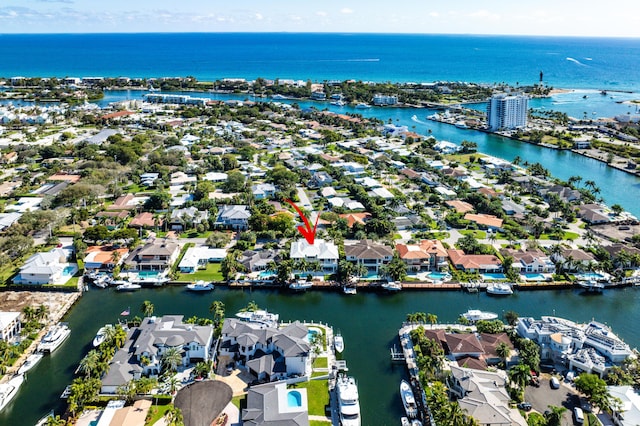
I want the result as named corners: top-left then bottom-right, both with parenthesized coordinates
top-left (178, 246), bottom-right (227, 273)
top-left (608, 385), bottom-right (640, 426)
top-left (395, 240), bottom-right (448, 272)
top-left (447, 249), bottom-right (502, 273)
top-left (542, 185), bottom-right (581, 203)
top-left (108, 194), bottom-right (139, 211)
top-left (0, 212), bottom-right (21, 231)
top-left (334, 162), bottom-right (365, 176)
top-left (252, 183), bottom-right (276, 200)
top-left (448, 365), bottom-right (527, 426)
top-left (552, 248), bottom-right (596, 272)
top-left (478, 333), bottom-right (515, 366)
top-left (13, 248), bottom-right (75, 285)
top-left (501, 199), bottom-right (526, 216)
top-left (123, 239), bottom-right (180, 272)
top-left (338, 212), bottom-right (371, 228)
top-left (290, 239), bottom-right (339, 273)
top-left (83, 246), bottom-right (129, 271)
top-left (445, 200), bottom-right (474, 214)
top-left (242, 382), bottom-right (309, 426)
top-left (170, 207), bottom-right (209, 231)
top-left (239, 250), bottom-right (281, 272)
top-left (500, 248), bottom-right (555, 274)
top-left (0, 312), bottom-right (21, 343)
top-left (216, 205), bottom-right (251, 230)
top-left (202, 172), bottom-right (228, 182)
top-left (101, 315), bottom-right (214, 393)
top-left (464, 213), bottom-right (504, 231)
top-left (577, 204), bottom-right (610, 224)
top-left (344, 240), bottom-right (393, 275)
top-left (220, 319), bottom-right (311, 381)
top-left (129, 212), bottom-right (162, 229)
top-left (140, 172), bottom-right (160, 187)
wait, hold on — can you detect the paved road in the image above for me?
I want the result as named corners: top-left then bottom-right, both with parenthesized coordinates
top-left (525, 376), bottom-right (579, 425)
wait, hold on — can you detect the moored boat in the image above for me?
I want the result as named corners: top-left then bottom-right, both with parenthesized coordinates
top-left (18, 352), bottom-right (43, 375)
top-left (381, 281), bottom-right (402, 292)
top-left (486, 283), bottom-right (513, 296)
top-left (0, 374), bottom-right (25, 412)
top-left (355, 102), bottom-right (371, 109)
top-left (336, 374), bottom-right (361, 426)
top-left (400, 379), bottom-right (418, 419)
top-left (577, 280), bottom-right (605, 292)
top-left (462, 309), bottom-right (499, 322)
top-left (235, 309), bottom-right (279, 328)
top-left (92, 325), bottom-right (111, 347)
top-left (401, 417), bottom-right (411, 426)
top-left (186, 280), bottom-right (214, 291)
top-left (38, 323), bottom-right (70, 353)
top-left (289, 280), bottom-right (313, 291)
top-left (116, 282), bottom-right (142, 291)
top-left (334, 333), bottom-right (345, 353)
top-left (343, 285), bottom-right (357, 295)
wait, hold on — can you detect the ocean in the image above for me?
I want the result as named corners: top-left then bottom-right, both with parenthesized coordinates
top-left (1, 33), bottom-right (639, 91)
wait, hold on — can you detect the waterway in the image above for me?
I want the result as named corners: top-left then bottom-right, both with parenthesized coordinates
top-left (4, 285), bottom-right (640, 426)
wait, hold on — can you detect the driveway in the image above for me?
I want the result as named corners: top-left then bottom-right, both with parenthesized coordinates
top-left (524, 376), bottom-right (580, 425)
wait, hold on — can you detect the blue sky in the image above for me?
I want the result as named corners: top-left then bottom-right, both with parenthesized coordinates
top-left (2, 0), bottom-right (639, 37)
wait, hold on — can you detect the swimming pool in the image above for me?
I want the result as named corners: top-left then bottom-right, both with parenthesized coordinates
top-left (428, 272), bottom-right (451, 281)
top-left (258, 270), bottom-right (276, 278)
top-left (62, 265), bottom-right (77, 277)
top-left (288, 390), bottom-right (302, 408)
top-left (482, 273), bottom-right (506, 281)
top-left (523, 273), bottom-right (546, 281)
top-left (307, 327), bottom-right (322, 343)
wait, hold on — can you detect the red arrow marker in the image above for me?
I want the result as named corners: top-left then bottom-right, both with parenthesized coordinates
top-left (285, 199), bottom-right (318, 245)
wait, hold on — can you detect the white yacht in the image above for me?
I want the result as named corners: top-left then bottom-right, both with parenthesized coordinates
top-left (116, 282), bottom-right (142, 292)
top-left (235, 309), bottom-right (279, 328)
top-left (186, 281), bottom-right (214, 291)
top-left (331, 99), bottom-right (346, 106)
top-left (92, 325), bottom-right (111, 347)
top-left (355, 102), bottom-right (371, 109)
top-left (462, 309), bottom-right (498, 322)
top-left (336, 375), bottom-right (361, 426)
top-left (343, 285), bottom-right (357, 295)
top-left (381, 281), bottom-right (402, 292)
top-left (289, 280), bottom-right (313, 291)
top-left (18, 352), bottom-right (43, 375)
top-left (577, 280), bottom-right (605, 292)
top-left (38, 323), bottom-right (70, 353)
top-left (400, 380), bottom-right (418, 419)
top-left (0, 374), bottom-right (24, 412)
top-left (486, 283), bottom-right (514, 296)
top-left (334, 333), bottom-right (345, 353)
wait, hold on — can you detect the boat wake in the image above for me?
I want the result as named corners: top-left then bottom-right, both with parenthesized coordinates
top-left (566, 57), bottom-right (588, 67)
top-left (411, 114), bottom-right (428, 125)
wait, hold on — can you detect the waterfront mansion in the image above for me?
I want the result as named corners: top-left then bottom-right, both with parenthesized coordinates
top-left (101, 316), bottom-right (214, 394)
top-left (516, 316), bottom-right (634, 377)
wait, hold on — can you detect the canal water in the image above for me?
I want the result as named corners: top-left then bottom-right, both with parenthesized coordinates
top-left (4, 285), bottom-right (640, 426)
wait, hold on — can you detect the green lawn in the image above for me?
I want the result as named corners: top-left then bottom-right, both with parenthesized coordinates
top-left (292, 379), bottom-right (329, 416)
top-left (144, 404), bottom-right (172, 426)
top-left (310, 420), bottom-right (332, 425)
top-left (313, 357), bottom-right (328, 369)
top-left (459, 229), bottom-right (487, 239)
top-left (232, 395), bottom-right (246, 410)
top-left (177, 263), bottom-right (224, 282)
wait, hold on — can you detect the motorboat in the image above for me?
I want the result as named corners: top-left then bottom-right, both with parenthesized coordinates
top-left (235, 309), bottom-right (279, 328)
top-left (577, 280), bottom-right (605, 292)
top-left (129, 273), bottom-right (170, 286)
top-left (289, 280), bottom-right (313, 291)
top-left (38, 323), bottom-right (70, 353)
top-left (462, 309), bottom-right (499, 322)
top-left (336, 375), bottom-right (361, 426)
top-left (454, 120), bottom-right (469, 129)
top-left (17, 352), bottom-right (43, 375)
top-left (400, 380), bottom-right (418, 419)
top-left (331, 100), bottom-right (346, 106)
top-left (486, 283), bottom-right (514, 296)
top-left (343, 286), bottom-right (357, 295)
top-left (116, 282), bottom-right (142, 292)
top-left (108, 279), bottom-right (129, 287)
top-left (381, 281), bottom-right (402, 292)
top-left (186, 281), bottom-right (214, 291)
top-left (0, 374), bottom-right (24, 412)
top-left (92, 325), bottom-right (111, 347)
top-left (334, 333), bottom-right (345, 353)
top-left (401, 417), bottom-right (411, 426)
top-left (92, 274), bottom-right (109, 288)
top-left (411, 421), bottom-right (423, 426)
top-left (355, 102), bottom-right (371, 109)
top-left (34, 410), bottom-right (55, 426)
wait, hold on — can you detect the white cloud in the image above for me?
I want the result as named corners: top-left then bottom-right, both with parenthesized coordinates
top-left (467, 9), bottom-right (501, 21)
top-left (428, 12), bottom-right (439, 18)
top-left (341, 8), bottom-right (354, 14)
top-left (255, 13), bottom-right (263, 20)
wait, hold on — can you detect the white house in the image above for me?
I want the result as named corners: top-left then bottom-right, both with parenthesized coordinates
top-left (290, 239), bottom-right (339, 273)
top-left (216, 205), bottom-right (251, 230)
top-left (178, 246), bottom-right (227, 273)
top-left (0, 312), bottom-right (21, 343)
top-left (13, 248), bottom-right (75, 285)
top-left (252, 183), bottom-right (276, 199)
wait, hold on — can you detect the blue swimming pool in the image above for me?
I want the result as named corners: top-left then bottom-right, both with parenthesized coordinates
top-left (307, 327), bottom-right (321, 343)
top-left (428, 272), bottom-right (450, 280)
top-left (258, 270), bottom-right (276, 278)
top-left (482, 273), bottom-right (506, 280)
top-left (62, 266), bottom-right (76, 277)
top-left (287, 390), bottom-right (303, 408)
top-left (578, 272), bottom-right (605, 279)
top-left (523, 273), bottom-right (546, 281)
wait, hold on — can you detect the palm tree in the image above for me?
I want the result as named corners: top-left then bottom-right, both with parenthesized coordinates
top-left (161, 346), bottom-right (184, 373)
top-left (22, 306), bottom-right (36, 322)
top-left (209, 300), bottom-right (225, 327)
top-left (496, 342), bottom-right (511, 367)
top-left (78, 349), bottom-right (100, 379)
top-left (426, 313), bottom-right (438, 326)
top-left (406, 312), bottom-right (427, 323)
top-left (164, 406), bottom-right (184, 425)
top-left (35, 304), bottom-right (49, 322)
top-left (141, 300), bottom-right (154, 317)
top-left (544, 405), bottom-right (567, 426)
top-left (509, 363), bottom-right (531, 390)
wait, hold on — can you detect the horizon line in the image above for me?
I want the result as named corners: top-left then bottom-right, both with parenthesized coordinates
top-left (0, 31), bottom-right (638, 40)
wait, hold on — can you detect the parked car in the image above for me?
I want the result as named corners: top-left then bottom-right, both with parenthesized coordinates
top-left (573, 407), bottom-right (584, 424)
top-left (550, 376), bottom-right (560, 389)
top-left (517, 402), bottom-right (533, 411)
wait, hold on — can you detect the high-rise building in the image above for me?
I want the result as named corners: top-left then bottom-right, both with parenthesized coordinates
top-left (487, 93), bottom-right (529, 131)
